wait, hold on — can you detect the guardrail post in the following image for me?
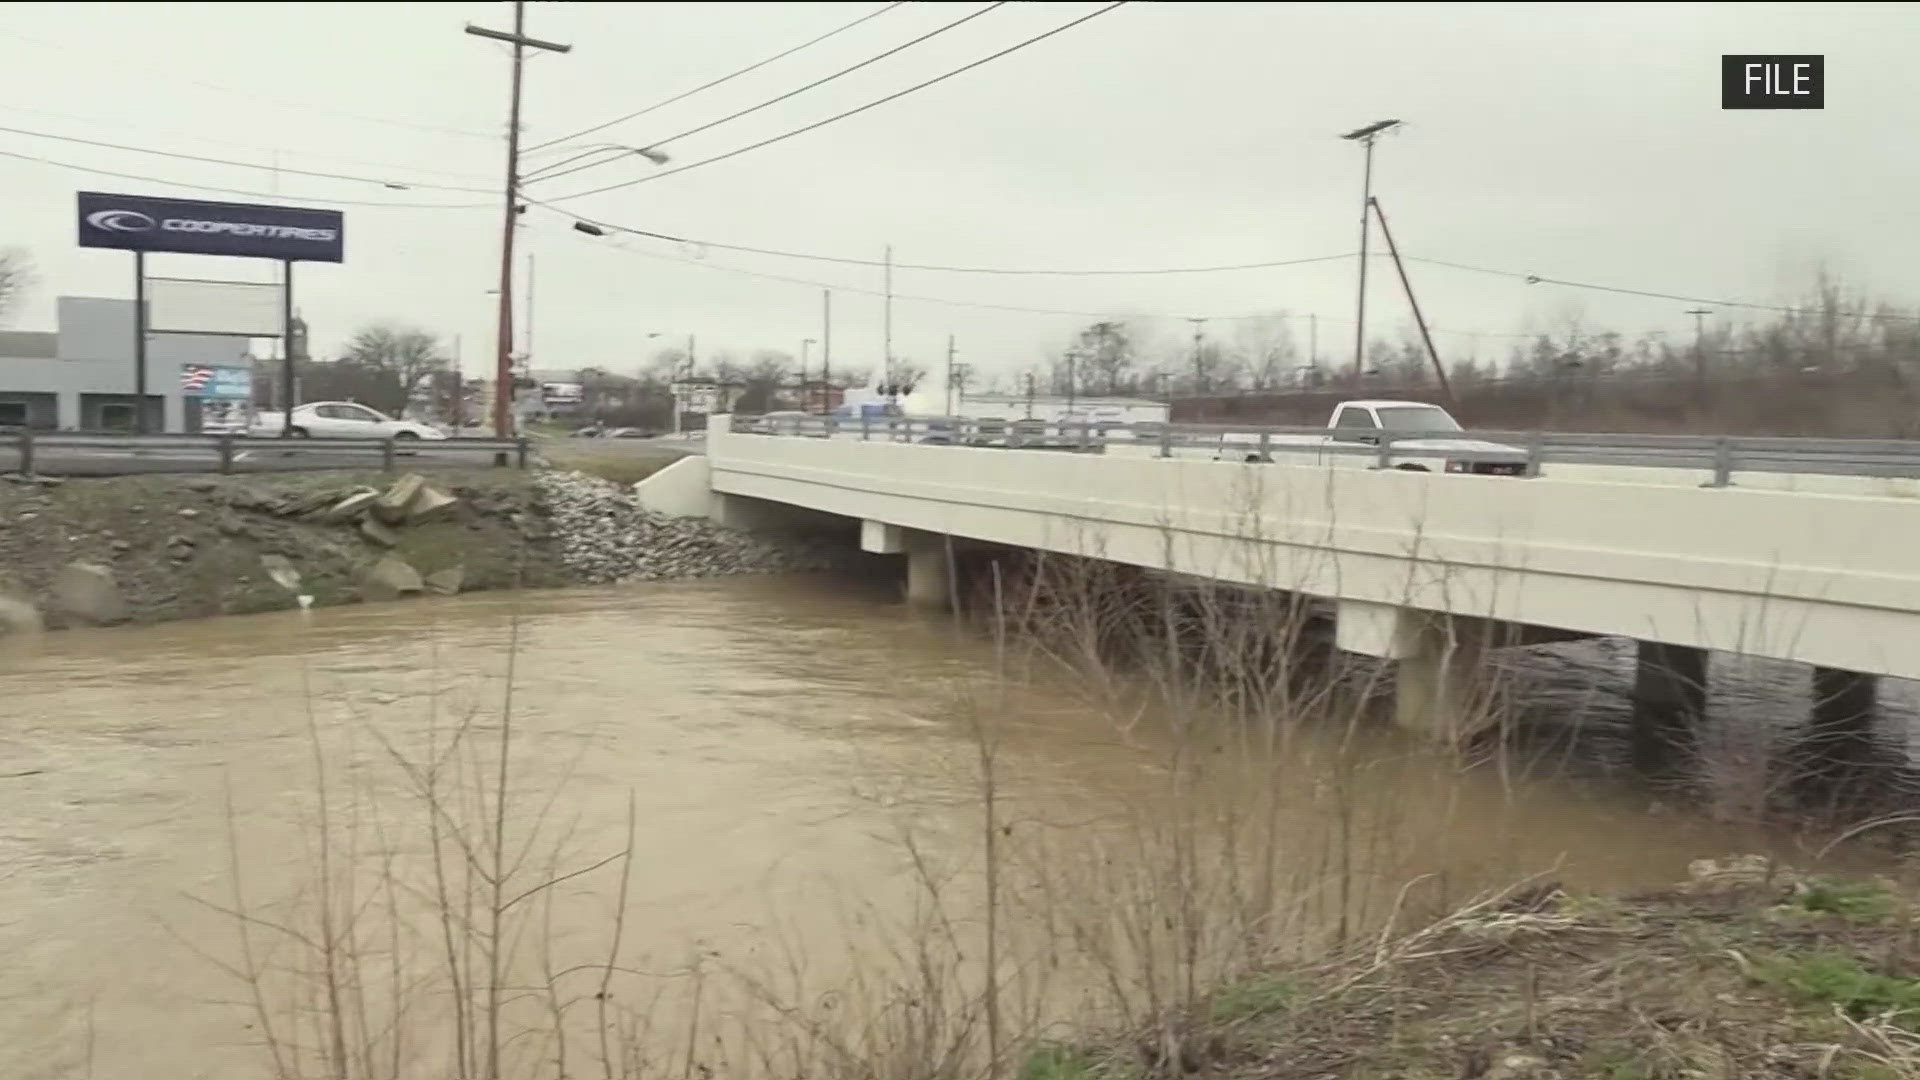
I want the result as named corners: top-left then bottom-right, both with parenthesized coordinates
top-left (382, 437), bottom-right (396, 473)
top-left (861, 414), bottom-right (871, 442)
top-left (218, 433), bottom-right (235, 475)
top-left (1374, 434), bottom-right (1393, 470)
top-left (516, 436), bottom-right (530, 469)
top-left (1158, 425), bottom-right (1172, 459)
top-left (1257, 430), bottom-right (1271, 463)
top-left (1707, 436), bottom-right (1734, 488)
top-left (17, 428), bottom-right (33, 478)
top-left (1524, 431), bottom-right (1544, 478)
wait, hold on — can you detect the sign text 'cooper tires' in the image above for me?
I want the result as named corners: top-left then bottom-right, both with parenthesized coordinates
top-left (77, 191), bottom-right (345, 263)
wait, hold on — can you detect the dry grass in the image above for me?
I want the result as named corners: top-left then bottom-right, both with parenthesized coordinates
top-left (538, 443), bottom-right (692, 487)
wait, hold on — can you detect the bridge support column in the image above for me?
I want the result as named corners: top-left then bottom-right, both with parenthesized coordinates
top-left (1630, 642), bottom-right (1707, 776)
top-left (905, 533), bottom-right (949, 610)
top-left (1392, 613), bottom-right (1487, 744)
top-left (1804, 666), bottom-right (1879, 780)
top-left (1335, 601), bottom-right (1489, 744)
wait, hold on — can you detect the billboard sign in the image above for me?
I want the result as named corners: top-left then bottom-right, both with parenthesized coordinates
top-left (78, 191), bottom-right (344, 263)
top-left (180, 364), bottom-right (253, 399)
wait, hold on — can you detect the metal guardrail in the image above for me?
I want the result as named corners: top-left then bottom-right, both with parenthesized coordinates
top-left (728, 414), bottom-right (1920, 484)
top-left (2, 428), bottom-right (533, 476)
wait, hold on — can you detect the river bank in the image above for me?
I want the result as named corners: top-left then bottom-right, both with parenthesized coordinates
top-left (1033, 861), bottom-right (1920, 1079)
top-left (0, 466), bottom-right (835, 630)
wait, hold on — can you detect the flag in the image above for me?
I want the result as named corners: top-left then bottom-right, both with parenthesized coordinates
top-left (180, 366), bottom-right (214, 394)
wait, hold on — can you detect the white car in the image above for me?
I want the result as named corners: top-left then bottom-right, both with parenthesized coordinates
top-left (249, 401), bottom-right (448, 441)
top-left (1214, 400), bottom-right (1526, 475)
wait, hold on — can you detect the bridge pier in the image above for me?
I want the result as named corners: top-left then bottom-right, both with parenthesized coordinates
top-left (905, 536), bottom-right (949, 610)
top-left (1803, 666), bottom-right (1880, 780)
top-left (1630, 642), bottom-right (1708, 776)
top-left (1335, 601), bottom-right (1491, 744)
top-left (861, 520), bottom-right (949, 610)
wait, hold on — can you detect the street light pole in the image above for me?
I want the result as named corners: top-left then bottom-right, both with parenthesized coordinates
top-left (467, 3), bottom-right (572, 440)
top-left (1341, 118), bottom-right (1402, 383)
top-left (800, 337), bottom-right (816, 410)
top-left (1187, 317), bottom-right (1208, 394)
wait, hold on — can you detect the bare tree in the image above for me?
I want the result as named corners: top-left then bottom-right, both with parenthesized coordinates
top-left (336, 323), bottom-right (450, 417)
top-left (0, 248), bottom-right (34, 326)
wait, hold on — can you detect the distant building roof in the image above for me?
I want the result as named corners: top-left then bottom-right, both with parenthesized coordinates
top-left (0, 330), bottom-right (57, 359)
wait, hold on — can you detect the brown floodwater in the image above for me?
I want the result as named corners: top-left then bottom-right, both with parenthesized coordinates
top-left (0, 575), bottom-right (1893, 1078)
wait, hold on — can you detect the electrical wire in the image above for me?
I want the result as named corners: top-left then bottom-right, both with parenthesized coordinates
top-left (0, 27), bottom-right (495, 141)
top-left (0, 123), bottom-right (497, 194)
top-left (0, 102), bottom-right (497, 184)
top-left (527, 3), bottom-right (1008, 187)
top-left (540, 1), bottom-right (1130, 203)
top-left (1407, 255), bottom-right (1920, 323)
top-left (0, 148), bottom-right (492, 209)
top-left (531, 198), bottom-right (1355, 276)
top-left (525, 1), bottom-right (908, 153)
top-left (569, 224), bottom-right (1344, 324)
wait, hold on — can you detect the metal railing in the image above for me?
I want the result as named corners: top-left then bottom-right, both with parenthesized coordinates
top-left (2, 428), bottom-right (533, 476)
top-left (726, 414), bottom-right (1920, 484)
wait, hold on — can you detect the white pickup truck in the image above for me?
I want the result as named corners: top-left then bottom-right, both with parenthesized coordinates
top-left (1203, 400), bottom-right (1528, 475)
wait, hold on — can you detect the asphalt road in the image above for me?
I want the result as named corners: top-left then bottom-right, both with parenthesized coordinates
top-left (0, 441), bottom-right (533, 478)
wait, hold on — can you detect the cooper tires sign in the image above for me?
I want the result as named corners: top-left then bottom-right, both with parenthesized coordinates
top-left (77, 191), bottom-right (345, 263)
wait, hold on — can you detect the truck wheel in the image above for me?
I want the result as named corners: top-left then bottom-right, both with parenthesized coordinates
top-left (1394, 463), bottom-right (1430, 472)
top-left (1244, 454), bottom-right (1267, 464)
top-left (289, 426), bottom-right (311, 438)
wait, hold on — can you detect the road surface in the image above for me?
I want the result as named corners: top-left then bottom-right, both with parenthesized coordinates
top-left (0, 440), bottom-right (532, 478)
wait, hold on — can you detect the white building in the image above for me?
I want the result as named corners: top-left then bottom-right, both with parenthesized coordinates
top-left (934, 393), bottom-right (1169, 426)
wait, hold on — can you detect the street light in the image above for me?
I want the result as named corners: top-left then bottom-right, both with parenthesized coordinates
top-left (522, 143), bottom-right (670, 183)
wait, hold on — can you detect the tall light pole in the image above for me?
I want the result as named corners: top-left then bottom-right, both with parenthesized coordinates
top-left (467, 3), bottom-right (572, 439)
top-left (800, 337), bottom-right (816, 409)
top-left (821, 289), bottom-right (833, 414)
top-left (1187, 317), bottom-right (1208, 394)
top-left (1686, 307), bottom-right (1712, 396)
top-left (1341, 118), bottom-right (1402, 383)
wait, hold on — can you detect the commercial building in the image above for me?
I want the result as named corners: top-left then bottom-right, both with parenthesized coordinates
top-left (0, 296), bottom-right (256, 432)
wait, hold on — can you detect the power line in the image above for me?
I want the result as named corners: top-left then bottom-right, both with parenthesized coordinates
top-left (1407, 255), bottom-right (1920, 324)
top-left (570, 224), bottom-right (1354, 324)
top-left (0, 27), bottom-right (496, 141)
top-left (528, 3), bottom-right (1009, 187)
top-left (0, 148), bottom-right (492, 209)
top-left (533, 198), bottom-right (1355, 276)
top-left (525, 1), bottom-right (908, 153)
top-left (0, 102), bottom-right (497, 184)
top-left (541, 1), bottom-right (1131, 203)
top-left (0, 123), bottom-right (497, 194)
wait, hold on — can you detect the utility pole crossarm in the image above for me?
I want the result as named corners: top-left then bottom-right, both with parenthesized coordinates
top-left (463, 23), bottom-right (573, 52)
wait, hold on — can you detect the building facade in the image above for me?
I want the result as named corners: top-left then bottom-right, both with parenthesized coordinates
top-left (0, 296), bottom-right (257, 432)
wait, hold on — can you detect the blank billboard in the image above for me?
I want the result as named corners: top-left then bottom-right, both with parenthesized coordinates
top-left (146, 277), bottom-right (283, 337)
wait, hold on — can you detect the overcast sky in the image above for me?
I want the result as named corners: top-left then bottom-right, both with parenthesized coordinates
top-left (3, 1), bottom-right (1915, 388)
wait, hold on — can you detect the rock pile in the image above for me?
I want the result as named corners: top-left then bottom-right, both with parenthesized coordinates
top-left (534, 470), bottom-right (835, 585)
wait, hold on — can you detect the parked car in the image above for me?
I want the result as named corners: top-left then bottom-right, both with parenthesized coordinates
top-left (247, 402), bottom-right (448, 440)
top-left (1212, 400), bottom-right (1525, 475)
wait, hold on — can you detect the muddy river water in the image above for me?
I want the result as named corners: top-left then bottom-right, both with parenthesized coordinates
top-left (0, 576), bottom-right (1902, 1078)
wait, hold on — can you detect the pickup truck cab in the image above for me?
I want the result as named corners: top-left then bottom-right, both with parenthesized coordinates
top-left (1214, 400), bottom-right (1526, 475)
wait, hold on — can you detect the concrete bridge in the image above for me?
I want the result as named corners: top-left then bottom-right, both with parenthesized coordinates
top-left (638, 416), bottom-right (1919, 768)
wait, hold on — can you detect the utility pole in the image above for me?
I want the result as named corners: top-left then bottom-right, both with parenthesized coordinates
top-left (1309, 313), bottom-right (1318, 369)
top-left (1341, 118), bottom-right (1402, 384)
top-left (467, 3), bottom-right (571, 440)
top-left (1187, 317), bottom-right (1208, 394)
top-left (525, 251), bottom-right (536, 369)
top-left (1024, 372), bottom-right (1036, 419)
top-left (821, 289), bottom-right (833, 414)
top-left (800, 337), bottom-right (815, 410)
top-left (944, 334), bottom-right (957, 414)
top-left (883, 244), bottom-right (894, 393)
top-left (1369, 196), bottom-right (1455, 406)
top-left (452, 333), bottom-right (464, 429)
top-left (1686, 308), bottom-right (1712, 398)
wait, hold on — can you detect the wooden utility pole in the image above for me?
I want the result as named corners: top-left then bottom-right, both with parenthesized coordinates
top-left (1368, 196), bottom-right (1455, 407)
top-left (1341, 119), bottom-right (1402, 383)
top-left (822, 289), bottom-right (833, 413)
top-left (467, 3), bottom-right (571, 439)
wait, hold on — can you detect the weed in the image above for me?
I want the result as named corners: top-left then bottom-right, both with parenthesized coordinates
top-left (1208, 975), bottom-right (1296, 1022)
top-left (1762, 952), bottom-right (1920, 1023)
top-left (1017, 1043), bottom-right (1103, 1080)
top-left (1796, 877), bottom-right (1899, 921)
